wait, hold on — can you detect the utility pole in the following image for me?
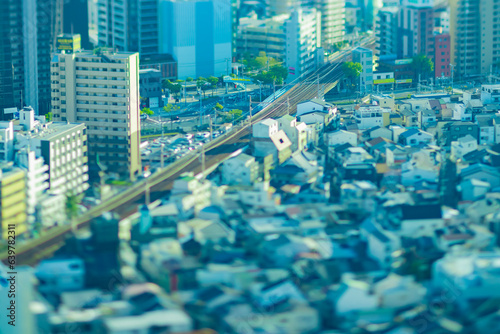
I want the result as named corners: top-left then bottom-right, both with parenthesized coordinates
top-left (249, 96), bottom-right (252, 120)
top-left (287, 97), bottom-right (290, 114)
top-left (199, 89), bottom-right (203, 127)
top-left (267, 58), bottom-right (270, 71)
top-left (450, 64), bottom-right (454, 95)
top-left (273, 78), bottom-right (276, 100)
top-left (160, 143), bottom-right (164, 169)
top-left (209, 116), bottom-right (213, 140)
top-left (201, 145), bottom-right (206, 178)
top-left (317, 74), bottom-right (320, 99)
top-left (184, 81), bottom-right (187, 106)
top-left (145, 180), bottom-right (150, 205)
top-left (226, 58), bottom-right (230, 76)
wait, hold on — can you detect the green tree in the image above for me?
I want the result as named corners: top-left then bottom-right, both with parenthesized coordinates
top-left (208, 76), bottom-right (219, 96)
top-left (45, 112), bottom-right (53, 122)
top-left (66, 193), bottom-right (83, 220)
top-left (268, 65), bottom-right (288, 85)
top-left (215, 102), bottom-right (224, 111)
top-left (162, 79), bottom-right (182, 98)
top-left (342, 61), bottom-right (363, 91)
top-left (411, 54), bottom-right (434, 80)
top-left (186, 77), bottom-right (194, 82)
top-left (141, 108), bottom-right (154, 116)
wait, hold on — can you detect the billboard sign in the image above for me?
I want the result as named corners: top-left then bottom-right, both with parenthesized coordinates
top-left (396, 79), bottom-right (413, 84)
top-left (57, 34), bottom-right (81, 53)
top-left (223, 76), bottom-right (251, 84)
top-left (374, 78), bottom-right (395, 84)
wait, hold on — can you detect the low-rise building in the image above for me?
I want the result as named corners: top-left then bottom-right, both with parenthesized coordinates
top-left (139, 69), bottom-right (164, 109)
top-left (278, 114), bottom-right (307, 152)
top-left (221, 153), bottom-right (259, 186)
top-left (0, 162), bottom-right (27, 240)
top-left (481, 84), bottom-right (500, 104)
top-left (15, 107), bottom-right (89, 196)
top-left (353, 103), bottom-right (390, 130)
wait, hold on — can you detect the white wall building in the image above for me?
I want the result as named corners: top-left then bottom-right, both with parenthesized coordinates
top-left (325, 130), bottom-right (357, 147)
top-left (481, 84), bottom-right (500, 104)
top-left (285, 8), bottom-right (322, 82)
top-left (253, 119), bottom-right (279, 138)
top-left (15, 107), bottom-right (89, 196)
top-left (221, 153), bottom-right (259, 186)
top-left (15, 148), bottom-right (49, 224)
top-left (0, 121), bottom-right (14, 161)
top-left (353, 103), bottom-right (389, 129)
top-left (278, 115), bottom-right (308, 152)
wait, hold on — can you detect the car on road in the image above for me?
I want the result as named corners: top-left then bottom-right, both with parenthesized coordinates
top-left (141, 150), bottom-right (152, 156)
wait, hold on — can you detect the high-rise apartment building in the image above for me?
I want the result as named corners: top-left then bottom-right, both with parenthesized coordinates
top-left (398, 0), bottom-right (434, 59)
top-left (97, 0), bottom-right (159, 56)
top-left (0, 0), bottom-right (63, 118)
top-left (285, 8), bottom-right (322, 82)
top-left (236, 14), bottom-right (288, 61)
top-left (310, 0), bottom-right (346, 48)
top-left (159, 0), bottom-right (233, 79)
top-left (375, 7), bottom-right (399, 57)
top-left (450, 0), bottom-right (500, 78)
top-left (50, 50), bottom-right (142, 180)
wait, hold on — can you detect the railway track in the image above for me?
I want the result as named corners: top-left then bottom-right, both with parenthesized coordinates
top-left (1, 57), bottom-right (347, 266)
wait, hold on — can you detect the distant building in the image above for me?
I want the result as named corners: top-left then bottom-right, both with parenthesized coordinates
top-left (375, 7), bottom-right (399, 57)
top-left (398, 0), bottom-right (434, 60)
top-left (377, 58), bottom-right (414, 89)
top-left (139, 54), bottom-right (178, 80)
top-left (434, 33), bottom-right (451, 78)
top-left (285, 8), bottom-right (323, 82)
top-left (0, 0), bottom-right (63, 116)
top-left (159, 0), bottom-right (232, 79)
top-left (450, 0), bottom-right (500, 77)
top-left (236, 14), bottom-right (288, 61)
top-left (97, 0), bottom-right (160, 56)
top-left (139, 69), bottom-right (164, 109)
top-left (352, 47), bottom-right (373, 93)
top-left (50, 50), bottom-right (142, 180)
top-left (305, 0), bottom-right (346, 47)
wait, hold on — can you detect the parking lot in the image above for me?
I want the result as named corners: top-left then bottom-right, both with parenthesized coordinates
top-left (140, 130), bottom-right (225, 172)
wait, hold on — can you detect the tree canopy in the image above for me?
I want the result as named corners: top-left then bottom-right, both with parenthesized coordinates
top-left (411, 54), bottom-right (434, 79)
top-left (342, 62), bottom-right (363, 80)
top-left (162, 79), bottom-right (182, 97)
top-left (141, 108), bottom-right (154, 116)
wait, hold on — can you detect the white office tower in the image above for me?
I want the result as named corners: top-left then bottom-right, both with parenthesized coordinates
top-left (159, 0), bottom-right (233, 79)
top-left (285, 8), bottom-right (322, 82)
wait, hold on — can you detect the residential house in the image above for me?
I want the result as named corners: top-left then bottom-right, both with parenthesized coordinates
top-left (253, 119), bottom-right (292, 164)
top-left (433, 252), bottom-right (500, 303)
top-left (362, 126), bottom-right (393, 141)
top-left (417, 109), bottom-right (437, 128)
top-left (480, 84), bottom-right (500, 104)
top-left (221, 153), bottom-right (259, 186)
top-left (438, 121), bottom-right (479, 146)
top-left (353, 103), bottom-right (390, 130)
top-left (325, 129), bottom-right (357, 147)
top-left (452, 103), bottom-right (472, 122)
top-left (451, 135), bottom-right (478, 161)
top-left (399, 204), bottom-right (444, 237)
top-left (398, 129), bottom-right (434, 146)
top-left (476, 115), bottom-right (495, 145)
top-left (278, 114), bottom-right (308, 152)
top-left (460, 163), bottom-right (500, 189)
top-left (271, 151), bottom-right (321, 186)
top-left (35, 258), bottom-right (85, 294)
